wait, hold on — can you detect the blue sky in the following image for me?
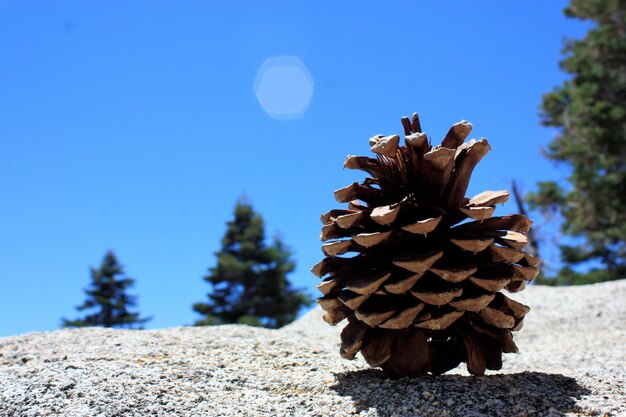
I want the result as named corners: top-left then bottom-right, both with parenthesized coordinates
top-left (0, 1), bottom-right (588, 337)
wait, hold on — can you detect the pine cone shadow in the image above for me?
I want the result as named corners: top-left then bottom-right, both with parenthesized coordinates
top-left (331, 369), bottom-right (589, 417)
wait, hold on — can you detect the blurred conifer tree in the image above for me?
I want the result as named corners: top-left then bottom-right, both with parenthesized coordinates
top-left (193, 198), bottom-right (312, 327)
top-left (62, 251), bottom-right (150, 328)
top-left (529, 0), bottom-right (626, 285)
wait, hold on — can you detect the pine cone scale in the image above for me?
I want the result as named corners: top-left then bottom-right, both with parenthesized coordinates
top-left (451, 140), bottom-right (492, 203)
top-left (385, 329), bottom-right (430, 377)
top-left (468, 190), bottom-right (510, 206)
top-left (414, 310), bottom-right (465, 330)
top-left (392, 249), bottom-right (444, 273)
top-left (361, 328), bottom-right (395, 366)
top-left (450, 237), bottom-right (494, 252)
top-left (383, 272), bottom-right (426, 294)
top-left (449, 293), bottom-right (495, 311)
top-left (442, 120), bottom-right (473, 149)
top-left (430, 265), bottom-right (477, 283)
top-left (378, 303), bottom-right (425, 329)
top-left (344, 270), bottom-right (391, 295)
top-left (410, 288), bottom-right (463, 306)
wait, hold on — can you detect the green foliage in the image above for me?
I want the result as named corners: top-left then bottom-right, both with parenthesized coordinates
top-left (528, 0), bottom-right (626, 285)
top-left (62, 251), bottom-right (150, 328)
top-left (193, 198), bottom-right (312, 328)
top-left (535, 266), bottom-right (618, 286)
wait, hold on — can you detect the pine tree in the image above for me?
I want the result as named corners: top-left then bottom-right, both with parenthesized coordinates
top-left (62, 251), bottom-right (150, 328)
top-left (193, 198), bottom-right (312, 328)
top-left (528, 0), bottom-right (626, 284)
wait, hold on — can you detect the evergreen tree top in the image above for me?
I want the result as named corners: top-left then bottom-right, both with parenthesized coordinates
top-left (193, 198), bottom-right (312, 328)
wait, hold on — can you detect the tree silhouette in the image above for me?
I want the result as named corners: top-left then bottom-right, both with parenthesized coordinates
top-left (62, 251), bottom-right (150, 328)
top-left (193, 198), bottom-right (312, 328)
top-left (529, 0), bottom-right (626, 284)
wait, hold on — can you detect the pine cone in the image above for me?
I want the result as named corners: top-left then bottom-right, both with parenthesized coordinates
top-left (313, 113), bottom-right (539, 376)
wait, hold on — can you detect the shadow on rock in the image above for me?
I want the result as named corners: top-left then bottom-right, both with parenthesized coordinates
top-left (331, 369), bottom-right (589, 417)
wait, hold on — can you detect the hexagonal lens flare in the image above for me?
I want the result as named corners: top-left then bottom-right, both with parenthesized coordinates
top-left (254, 56), bottom-right (314, 120)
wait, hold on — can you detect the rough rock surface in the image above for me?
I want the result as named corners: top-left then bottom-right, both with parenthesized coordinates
top-left (1, 280), bottom-right (624, 417)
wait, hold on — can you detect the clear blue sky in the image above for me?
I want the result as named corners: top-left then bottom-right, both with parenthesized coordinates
top-left (0, 1), bottom-right (588, 337)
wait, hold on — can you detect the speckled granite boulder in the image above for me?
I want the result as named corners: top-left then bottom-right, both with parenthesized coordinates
top-left (1, 280), bottom-right (624, 417)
